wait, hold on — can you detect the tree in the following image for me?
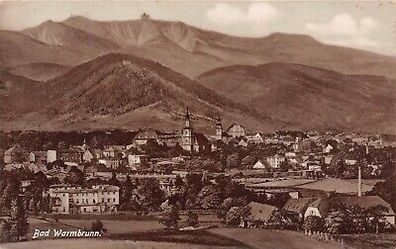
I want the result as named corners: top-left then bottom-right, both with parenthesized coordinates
top-left (0, 220), bottom-right (11, 243)
top-left (324, 208), bottom-right (348, 234)
top-left (226, 153), bottom-right (240, 169)
top-left (217, 197), bottom-right (248, 222)
top-left (10, 196), bottom-right (28, 241)
top-left (225, 205), bottom-right (251, 227)
top-left (160, 204), bottom-right (180, 230)
top-left (108, 171), bottom-right (121, 187)
top-left (197, 184), bottom-right (222, 209)
top-left (121, 175), bottom-right (133, 205)
top-left (174, 174), bottom-right (184, 189)
top-left (303, 215), bottom-right (324, 232)
top-left (137, 179), bottom-right (165, 211)
top-left (186, 210), bottom-right (199, 227)
top-left (279, 161), bottom-right (291, 172)
top-left (91, 220), bottom-right (105, 233)
top-left (64, 166), bottom-right (84, 185)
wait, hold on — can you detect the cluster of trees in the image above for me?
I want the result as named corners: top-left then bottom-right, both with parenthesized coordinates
top-left (369, 167), bottom-right (396, 212)
top-left (0, 130), bottom-right (137, 152)
top-left (0, 171), bottom-right (29, 242)
top-left (323, 144), bottom-right (396, 179)
top-left (303, 203), bottom-right (392, 234)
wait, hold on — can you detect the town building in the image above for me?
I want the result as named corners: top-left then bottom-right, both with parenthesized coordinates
top-left (226, 123), bottom-right (247, 138)
top-left (266, 154), bottom-right (286, 169)
top-left (29, 151), bottom-right (47, 165)
top-left (128, 154), bottom-right (148, 166)
top-left (59, 149), bottom-right (83, 164)
top-left (44, 184), bottom-right (119, 214)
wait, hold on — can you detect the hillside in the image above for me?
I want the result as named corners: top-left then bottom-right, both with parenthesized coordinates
top-left (62, 16), bottom-right (396, 79)
top-left (0, 30), bottom-right (83, 67)
top-left (1, 54), bottom-right (273, 132)
top-left (0, 71), bottom-right (46, 121)
top-left (23, 20), bottom-right (120, 58)
top-left (7, 62), bottom-right (71, 81)
top-left (198, 63), bottom-right (396, 133)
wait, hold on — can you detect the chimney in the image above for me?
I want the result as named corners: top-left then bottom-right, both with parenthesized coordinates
top-left (358, 165), bottom-right (362, 197)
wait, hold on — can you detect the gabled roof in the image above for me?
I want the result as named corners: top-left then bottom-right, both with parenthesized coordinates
top-left (194, 133), bottom-right (208, 145)
top-left (226, 123), bottom-right (247, 132)
top-left (247, 202), bottom-right (278, 221)
top-left (283, 198), bottom-right (317, 214)
top-left (31, 151), bottom-right (47, 157)
top-left (307, 198), bottom-right (331, 217)
top-left (332, 196), bottom-right (394, 216)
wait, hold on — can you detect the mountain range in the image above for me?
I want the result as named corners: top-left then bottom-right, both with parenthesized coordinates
top-left (0, 16), bottom-right (395, 133)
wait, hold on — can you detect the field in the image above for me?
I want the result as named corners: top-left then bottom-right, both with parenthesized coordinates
top-left (210, 228), bottom-right (345, 249)
top-left (339, 233), bottom-right (396, 249)
top-left (0, 239), bottom-right (245, 249)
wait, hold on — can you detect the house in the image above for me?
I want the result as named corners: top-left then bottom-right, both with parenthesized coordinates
top-left (29, 151), bottom-right (47, 165)
top-left (47, 150), bottom-right (57, 163)
top-left (4, 145), bottom-right (28, 163)
top-left (59, 149), bottom-right (83, 164)
top-left (323, 144), bottom-right (334, 154)
top-left (82, 150), bottom-right (94, 162)
top-left (304, 198), bottom-right (330, 218)
top-left (226, 123), bottom-right (247, 138)
top-left (44, 184), bottom-right (119, 214)
top-left (243, 202), bottom-right (278, 226)
top-left (128, 154), bottom-right (148, 166)
top-left (103, 146), bottom-right (125, 158)
top-left (324, 155), bottom-right (334, 165)
top-left (266, 154), bottom-right (286, 169)
top-left (253, 160), bottom-right (266, 169)
top-left (238, 138), bottom-right (249, 147)
top-left (304, 196), bottom-right (395, 226)
top-left (133, 129), bottom-right (161, 145)
top-left (283, 198), bottom-right (317, 219)
top-left (246, 133), bottom-right (264, 144)
top-left (98, 158), bottom-right (124, 169)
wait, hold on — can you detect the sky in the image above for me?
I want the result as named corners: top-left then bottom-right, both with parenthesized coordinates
top-left (0, 1), bottom-right (395, 56)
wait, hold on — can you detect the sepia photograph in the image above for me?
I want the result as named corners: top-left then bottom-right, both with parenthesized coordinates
top-left (0, 0), bottom-right (395, 248)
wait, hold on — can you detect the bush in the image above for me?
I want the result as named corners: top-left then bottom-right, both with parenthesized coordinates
top-left (91, 220), bottom-right (104, 232)
top-left (303, 215), bottom-right (324, 232)
top-left (186, 210), bottom-right (199, 227)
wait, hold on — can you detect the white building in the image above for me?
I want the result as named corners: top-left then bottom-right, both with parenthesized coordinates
top-left (44, 184), bottom-right (119, 214)
top-left (253, 160), bottom-right (266, 169)
top-left (266, 154), bottom-right (286, 169)
top-left (128, 154), bottom-right (148, 166)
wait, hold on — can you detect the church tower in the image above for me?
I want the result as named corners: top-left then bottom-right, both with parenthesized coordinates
top-left (215, 117), bottom-right (223, 140)
top-left (181, 108), bottom-right (193, 152)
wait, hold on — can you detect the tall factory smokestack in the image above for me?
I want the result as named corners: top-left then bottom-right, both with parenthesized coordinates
top-left (358, 165), bottom-right (362, 197)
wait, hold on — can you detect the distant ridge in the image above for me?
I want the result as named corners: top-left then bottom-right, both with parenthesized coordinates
top-left (198, 63), bottom-right (396, 133)
top-left (1, 15), bottom-right (393, 80)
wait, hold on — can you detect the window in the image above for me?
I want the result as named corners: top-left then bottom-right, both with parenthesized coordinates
top-left (93, 199), bottom-right (96, 204)
top-left (107, 198), bottom-right (110, 202)
top-left (113, 198), bottom-right (115, 202)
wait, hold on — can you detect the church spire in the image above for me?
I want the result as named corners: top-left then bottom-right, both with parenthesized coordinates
top-left (185, 107), bottom-right (191, 128)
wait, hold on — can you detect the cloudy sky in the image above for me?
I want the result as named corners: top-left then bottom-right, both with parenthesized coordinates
top-left (0, 1), bottom-right (395, 56)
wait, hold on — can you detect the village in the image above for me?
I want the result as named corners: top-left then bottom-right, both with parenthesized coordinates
top-left (0, 108), bottom-right (395, 248)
